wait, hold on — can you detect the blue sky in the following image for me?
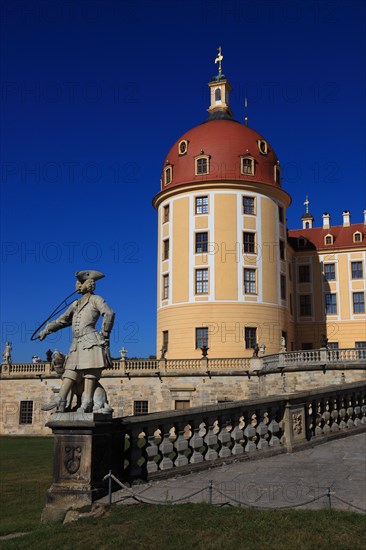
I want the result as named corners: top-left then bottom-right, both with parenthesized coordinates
top-left (1, 0), bottom-right (365, 362)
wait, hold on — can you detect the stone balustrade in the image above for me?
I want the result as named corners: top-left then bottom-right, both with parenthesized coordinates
top-left (262, 348), bottom-right (366, 372)
top-left (120, 381), bottom-right (366, 482)
top-left (1, 348), bottom-right (365, 378)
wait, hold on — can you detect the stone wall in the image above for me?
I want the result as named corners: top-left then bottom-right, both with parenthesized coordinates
top-left (1, 362), bottom-right (365, 436)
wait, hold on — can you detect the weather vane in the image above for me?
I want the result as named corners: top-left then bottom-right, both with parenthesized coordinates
top-left (304, 195), bottom-right (310, 214)
top-left (215, 46), bottom-right (223, 74)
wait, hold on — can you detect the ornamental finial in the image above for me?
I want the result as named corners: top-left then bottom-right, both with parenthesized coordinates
top-left (304, 195), bottom-right (310, 214)
top-left (214, 46), bottom-right (223, 74)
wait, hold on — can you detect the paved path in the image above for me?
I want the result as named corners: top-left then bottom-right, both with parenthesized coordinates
top-left (105, 433), bottom-right (366, 512)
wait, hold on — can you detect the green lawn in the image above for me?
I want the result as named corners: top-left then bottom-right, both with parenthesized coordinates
top-left (1, 437), bottom-right (365, 550)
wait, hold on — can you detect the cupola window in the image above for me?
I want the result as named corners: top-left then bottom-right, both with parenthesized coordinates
top-left (178, 140), bottom-right (188, 155)
top-left (274, 164), bottom-right (281, 184)
top-left (258, 140), bottom-right (268, 155)
top-left (353, 231), bottom-right (362, 243)
top-left (241, 156), bottom-right (255, 176)
top-left (324, 234), bottom-right (333, 245)
top-left (195, 155), bottom-right (210, 176)
top-left (214, 88), bottom-right (221, 103)
top-left (164, 165), bottom-right (172, 185)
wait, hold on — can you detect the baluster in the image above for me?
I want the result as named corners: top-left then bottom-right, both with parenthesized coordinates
top-left (189, 423), bottom-right (204, 464)
top-left (145, 434), bottom-right (159, 474)
top-left (243, 424), bottom-right (257, 452)
top-left (361, 404), bottom-right (366, 425)
top-left (322, 399), bottom-right (331, 435)
top-left (338, 396), bottom-right (347, 430)
top-left (256, 420), bottom-right (269, 449)
top-left (174, 424), bottom-right (189, 467)
top-left (218, 420), bottom-right (232, 458)
top-left (346, 395), bottom-right (354, 428)
top-left (159, 427), bottom-right (174, 470)
top-left (204, 421), bottom-right (218, 461)
top-left (268, 418), bottom-right (281, 446)
top-left (231, 417), bottom-right (244, 455)
top-left (330, 397), bottom-right (340, 432)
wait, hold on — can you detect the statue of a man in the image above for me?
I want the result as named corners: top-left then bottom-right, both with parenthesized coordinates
top-left (2, 341), bottom-right (12, 364)
top-left (40, 271), bottom-right (115, 413)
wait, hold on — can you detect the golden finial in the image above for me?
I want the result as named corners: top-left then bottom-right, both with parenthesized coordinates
top-left (214, 46), bottom-right (223, 74)
top-left (304, 195), bottom-right (309, 214)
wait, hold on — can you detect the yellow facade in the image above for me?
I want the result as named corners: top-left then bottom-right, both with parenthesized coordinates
top-left (155, 185), bottom-right (293, 358)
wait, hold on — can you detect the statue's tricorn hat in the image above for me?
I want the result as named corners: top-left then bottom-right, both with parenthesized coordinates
top-left (75, 270), bottom-right (105, 283)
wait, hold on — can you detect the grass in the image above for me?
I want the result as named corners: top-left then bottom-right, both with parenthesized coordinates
top-left (1, 437), bottom-right (366, 550)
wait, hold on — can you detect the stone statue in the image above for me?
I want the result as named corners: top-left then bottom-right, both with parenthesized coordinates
top-left (2, 341), bottom-right (12, 364)
top-left (39, 271), bottom-right (115, 413)
top-left (280, 336), bottom-right (286, 353)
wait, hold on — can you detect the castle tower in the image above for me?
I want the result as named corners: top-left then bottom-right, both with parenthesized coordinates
top-left (153, 56), bottom-right (293, 358)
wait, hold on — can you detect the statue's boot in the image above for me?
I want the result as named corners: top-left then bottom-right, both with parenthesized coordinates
top-left (41, 398), bottom-right (66, 412)
top-left (77, 397), bottom-right (93, 413)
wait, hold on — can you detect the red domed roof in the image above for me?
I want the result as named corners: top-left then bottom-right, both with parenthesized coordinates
top-left (161, 119), bottom-right (280, 190)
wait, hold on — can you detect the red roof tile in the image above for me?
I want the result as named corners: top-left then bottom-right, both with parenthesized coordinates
top-left (288, 224), bottom-right (365, 251)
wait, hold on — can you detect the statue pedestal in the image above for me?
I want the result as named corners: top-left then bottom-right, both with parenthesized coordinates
top-left (41, 412), bottom-right (123, 522)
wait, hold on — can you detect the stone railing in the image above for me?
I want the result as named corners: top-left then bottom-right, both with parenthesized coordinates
top-left (1, 348), bottom-right (365, 378)
top-left (262, 348), bottom-right (366, 371)
top-left (0, 362), bottom-right (52, 376)
top-left (120, 381), bottom-right (366, 482)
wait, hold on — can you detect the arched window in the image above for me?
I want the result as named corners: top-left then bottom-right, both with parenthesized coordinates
top-left (324, 234), bottom-right (333, 245)
top-left (164, 166), bottom-right (172, 185)
top-left (215, 88), bottom-right (221, 103)
top-left (353, 231), bottom-right (362, 243)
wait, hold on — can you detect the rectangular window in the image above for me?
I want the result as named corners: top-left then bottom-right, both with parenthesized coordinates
top-left (243, 196), bottom-right (255, 215)
top-left (355, 341), bottom-right (366, 349)
top-left (163, 239), bottom-right (169, 260)
top-left (196, 327), bottom-right (208, 348)
top-left (195, 269), bottom-right (208, 294)
top-left (299, 294), bottom-right (312, 316)
top-left (243, 232), bottom-right (255, 254)
top-left (163, 274), bottom-right (169, 299)
top-left (351, 261), bottom-right (363, 279)
top-left (175, 400), bottom-right (190, 410)
top-left (244, 268), bottom-right (256, 294)
top-left (324, 263), bottom-right (335, 281)
top-left (134, 400), bottom-right (148, 415)
top-left (328, 342), bottom-right (339, 349)
top-left (19, 401), bottom-right (33, 424)
top-left (196, 157), bottom-right (208, 175)
top-left (163, 205), bottom-right (170, 223)
top-left (353, 292), bottom-right (365, 313)
top-left (162, 330), bottom-right (169, 351)
top-left (325, 293), bottom-right (337, 314)
top-left (298, 264), bottom-right (310, 283)
top-left (195, 232), bottom-right (208, 253)
top-left (278, 206), bottom-right (284, 223)
top-left (195, 196), bottom-right (208, 214)
top-left (279, 240), bottom-right (285, 260)
top-left (245, 327), bottom-right (257, 349)
top-left (280, 274), bottom-right (286, 300)
top-left (241, 158), bottom-right (254, 175)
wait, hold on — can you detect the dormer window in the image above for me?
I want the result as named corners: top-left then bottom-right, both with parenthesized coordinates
top-left (241, 156), bottom-right (255, 176)
top-left (298, 237), bottom-right (307, 248)
top-left (258, 140), bottom-right (268, 155)
top-left (164, 165), bottom-right (172, 185)
top-left (353, 231), bottom-right (362, 243)
top-left (195, 155), bottom-right (210, 175)
top-left (324, 234), bottom-right (333, 245)
top-left (178, 140), bottom-right (188, 155)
